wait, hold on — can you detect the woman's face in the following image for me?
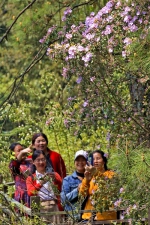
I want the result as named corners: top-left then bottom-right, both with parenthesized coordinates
top-left (75, 156), bottom-right (87, 173)
top-left (33, 136), bottom-right (47, 152)
top-left (33, 153), bottom-right (46, 173)
top-left (14, 145), bottom-right (23, 158)
top-left (93, 152), bottom-right (105, 170)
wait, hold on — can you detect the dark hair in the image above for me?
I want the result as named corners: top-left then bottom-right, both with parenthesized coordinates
top-left (9, 143), bottom-right (22, 151)
top-left (92, 150), bottom-right (108, 171)
top-left (31, 150), bottom-right (46, 174)
top-left (32, 133), bottom-right (48, 145)
top-left (32, 150), bottom-right (46, 161)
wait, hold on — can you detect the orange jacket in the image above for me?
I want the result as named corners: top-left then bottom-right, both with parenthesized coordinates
top-left (79, 170), bottom-right (117, 220)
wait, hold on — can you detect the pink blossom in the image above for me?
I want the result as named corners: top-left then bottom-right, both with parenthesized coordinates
top-left (62, 67), bottom-right (68, 78)
top-left (83, 101), bottom-right (88, 107)
top-left (122, 51), bottom-right (127, 58)
top-left (123, 37), bottom-right (132, 46)
top-left (119, 187), bottom-right (124, 193)
top-left (66, 33), bottom-right (72, 39)
top-left (115, 1), bottom-right (121, 9)
top-left (128, 24), bottom-right (138, 32)
top-left (114, 198), bottom-right (122, 207)
top-left (64, 7), bottom-right (72, 16)
top-left (103, 25), bottom-right (113, 35)
top-left (85, 33), bottom-right (95, 40)
top-left (82, 52), bottom-right (93, 63)
top-left (68, 45), bottom-right (77, 58)
top-left (77, 45), bottom-right (85, 52)
top-left (90, 76), bottom-right (96, 82)
top-left (124, 15), bottom-right (132, 23)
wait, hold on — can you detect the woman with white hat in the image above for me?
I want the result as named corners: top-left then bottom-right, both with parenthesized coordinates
top-left (61, 150), bottom-right (88, 220)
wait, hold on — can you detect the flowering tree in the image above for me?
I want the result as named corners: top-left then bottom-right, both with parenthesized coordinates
top-left (41, 0), bottom-right (150, 146)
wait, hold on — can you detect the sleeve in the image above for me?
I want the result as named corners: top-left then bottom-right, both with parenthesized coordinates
top-left (26, 175), bottom-right (42, 196)
top-left (58, 155), bottom-right (66, 179)
top-left (9, 160), bottom-right (21, 178)
top-left (61, 177), bottom-right (78, 204)
top-left (53, 172), bottom-right (62, 192)
top-left (79, 178), bottom-right (90, 196)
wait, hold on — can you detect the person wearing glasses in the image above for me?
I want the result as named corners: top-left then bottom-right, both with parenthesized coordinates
top-left (26, 150), bottom-right (62, 223)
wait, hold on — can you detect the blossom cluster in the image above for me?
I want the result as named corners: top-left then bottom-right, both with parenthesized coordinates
top-left (43, 0), bottom-right (150, 79)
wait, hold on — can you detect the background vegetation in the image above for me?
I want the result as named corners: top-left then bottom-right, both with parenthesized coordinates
top-left (0, 0), bottom-right (150, 224)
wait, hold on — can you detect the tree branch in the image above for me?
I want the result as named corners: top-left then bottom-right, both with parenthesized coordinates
top-left (0, 0), bottom-right (37, 43)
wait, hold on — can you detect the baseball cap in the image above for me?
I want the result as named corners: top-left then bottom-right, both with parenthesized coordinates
top-left (74, 150), bottom-right (88, 161)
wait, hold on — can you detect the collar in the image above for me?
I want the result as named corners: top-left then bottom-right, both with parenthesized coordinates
top-left (36, 170), bottom-right (45, 180)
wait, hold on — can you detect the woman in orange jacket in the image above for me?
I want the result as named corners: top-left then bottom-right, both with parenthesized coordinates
top-left (79, 150), bottom-right (117, 221)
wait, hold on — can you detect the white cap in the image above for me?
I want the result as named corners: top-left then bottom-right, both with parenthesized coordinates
top-left (74, 150), bottom-right (88, 161)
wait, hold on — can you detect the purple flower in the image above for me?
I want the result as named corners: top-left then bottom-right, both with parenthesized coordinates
top-left (62, 15), bottom-right (66, 21)
top-left (83, 101), bottom-right (88, 107)
top-left (90, 76), bottom-right (95, 82)
top-left (76, 76), bottom-right (82, 84)
top-left (68, 45), bottom-right (77, 58)
top-left (77, 45), bottom-right (85, 52)
top-left (106, 132), bottom-right (111, 141)
top-left (62, 67), bottom-right (68, 78)
top-left (64, 119), bottom-right (69, 128)
top-left (64, 7), bottom-right (72, 16)
top-left (103, 25), bottom-right (113, 35)
top-left (124, 6), bottom-right (131, 13)
top-left (123, 37), bottom-right (132, 46)
top-left (85, 33), bottom-right (95, 40)
top-left (66, 33), bottom-right (72, 39)
top-left (39, 36), bottom-right (46, 43)
top-left (104, 153), bottom-right (109, 158)
top-left (123, 15), bottom-right (132, 23)
top-left (128, 24), bottom-right (138, 32)
top-left (114, 198), bottom-right (122, 207)
top-left (119, 188), bottom-right (124, 193)
top-left (122, 51), bottom-right (127, 58)
top-left (82, 52), bottom-right (93, 63)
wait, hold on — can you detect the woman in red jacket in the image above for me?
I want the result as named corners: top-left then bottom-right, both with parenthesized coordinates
top-left (26, 150), bottom-right (62, 223)
top-left (31, 132), bottom-right (66, 179)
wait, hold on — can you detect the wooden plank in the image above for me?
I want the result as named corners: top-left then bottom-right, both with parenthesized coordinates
top-left (0, 191), bottom-right (31, 216)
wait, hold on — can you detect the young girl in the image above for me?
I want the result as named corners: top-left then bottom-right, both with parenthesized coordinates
top-left (26, 150), bottom-right (62, 223)
top-left (9, 143), bottom-right (32, 207)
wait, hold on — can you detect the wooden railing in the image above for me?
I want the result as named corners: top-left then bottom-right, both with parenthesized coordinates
top-left (0, 180), bottom-right (150, 224)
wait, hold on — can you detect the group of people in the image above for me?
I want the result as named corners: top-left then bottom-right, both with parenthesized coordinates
top-left (9, 132), bottom-right (117, 223)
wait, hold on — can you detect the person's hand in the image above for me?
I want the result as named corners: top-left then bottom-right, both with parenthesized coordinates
top-left (17, 147), bottom-right (33, 161)
top-left (21, 147), bottom-right (32, 156)
top-left (47, 172), bottom-right (55, 178)
top-left (84, 164), bottom-right (96, 182)
top-left (39, 173), bottom-right (50, 185)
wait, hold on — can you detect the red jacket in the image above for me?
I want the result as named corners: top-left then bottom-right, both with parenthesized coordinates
top-left (48, 149), bottom-right (66, 179)
top-left (26, 172), bottom-right (63, 210)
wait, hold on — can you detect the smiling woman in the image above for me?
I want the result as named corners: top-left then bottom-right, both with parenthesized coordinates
top-left (26, 150), bottom-right (63, 223)
top-left (30, 132), bottom-right (66, 178)
top-left (60, 150), bottom-right (88, 221)
top-left (79, 150), bottom-right (117, 221)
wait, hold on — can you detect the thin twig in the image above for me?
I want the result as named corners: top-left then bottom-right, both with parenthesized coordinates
top-left (0, 0), bottom-right (37, 43)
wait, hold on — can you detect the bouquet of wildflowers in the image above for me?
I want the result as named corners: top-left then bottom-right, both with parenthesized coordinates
top-left (90, 172), bottom-right (120, 213)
